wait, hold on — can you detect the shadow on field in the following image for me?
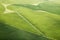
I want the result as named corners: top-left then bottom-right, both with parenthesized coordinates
top-left (0, 21), bottom-right (51, 40)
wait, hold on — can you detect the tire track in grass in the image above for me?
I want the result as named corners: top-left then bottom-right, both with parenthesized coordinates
top-left (2, 3), bottom-right (14, 13)
top-left (3, 4), bottom-right (56, 40)
top-left (16, 10), bottom-right (56, 40)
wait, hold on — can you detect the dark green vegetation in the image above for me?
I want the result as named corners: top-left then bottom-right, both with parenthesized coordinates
top-left (0, 0), bottom-right (60, 40)
top-left (38, 2), bottom-right (60, 15)
top-left (0, 22), bottom-right (50, 40)
top-left (12, 1), bottom-right (60, 15)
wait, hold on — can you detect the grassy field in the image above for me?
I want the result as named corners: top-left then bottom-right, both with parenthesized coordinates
top-left (7, 3), bottom-right (60, 40)
top-left (0, 0), bottom-right (60, 40)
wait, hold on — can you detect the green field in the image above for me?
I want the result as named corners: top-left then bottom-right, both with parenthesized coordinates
top-left (0, 0), bottom-right (60, 40)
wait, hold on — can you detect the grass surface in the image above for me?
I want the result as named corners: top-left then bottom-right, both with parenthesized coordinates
top-left (7, 4), bottom-right (60, 40)
top-left (0, 0), bottom-right (60, 40)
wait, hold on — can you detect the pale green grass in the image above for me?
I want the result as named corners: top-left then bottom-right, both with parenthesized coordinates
top-left (21, 8), bottom-right (60, 40)
top-left (0, 13), bottom-right (43, 35)
top-left (0, 0), bottom-right (60, 40)
top-left (9, 6), bottom-right (60, 40)
top-left (0, 0), bottom-right (40, 4)
top-left (0, 3), bottom-right (5, 13)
